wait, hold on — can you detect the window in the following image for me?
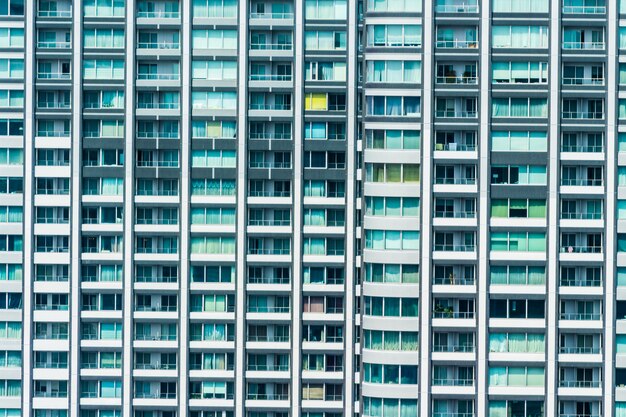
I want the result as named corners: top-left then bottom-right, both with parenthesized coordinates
top-left (489, 401), bottom-right (545, 417)
top-left (305, 0), bottom-right (347, 19)
top-left (366, 163), bottom-right (420, 183)
top-left (365, 197), bottom-right (420, 217)
top-left (366, 96), bottom-right (421, 117)
top-left (490, 265), bottom-right (546, 285)
top-left (363, 364), bottom-right (418, 384)
top-left (491, 131), bottom-right (547, 152)
top-left (490, 232), bottom-right (546, 252)
top-left (305, 61), bottom-right (346, 81)
top-left (366, 25), bottom-right (422, 47)
top-left (363, 398), bottom-right (419, 417)
top-left (192, 0), bottom-right (236, 17)
top-left (364, 230), bottom-right (420, 251)
top-left (191, 150), bottom-right (236, 167)
top-left (492, 98), bottom-right (547, 118)
top-left (362, 330), bottom-right (419, 351)
top-left (366, 130), bottom-right (420, 150)
top-left (488, 367), bottom-right (545, 387)
top-left (490, 165), bottom-right (547, 185)
top-left (0, 0), bottom-right (23, 15)
top-left (366, 0), bottom-right (420, 12)
top-left (491, 199), bottom-right (546, 219)
top-left (364, 297), bottom-right (419, 317)
top-left (190, 237), bottom-right (236, 254)
top-left (0, 59), bottom-right (24, 79)
top-left (489, 299), bottom-right (546, 319)
top-left (364, 263), bottom-right (419, 284)
top-left (191, 92), bottom-right (236, 110)
top-left (83, 28), bottom-right (124, 48)
top-left (304, 31), bottom-right (346, 50)
top-left (492, 0), bottom-right (548, 12)
top-left (192, 120), bottom-right (236, 139)
top-left (192, 29), bottom-right (237, 49)
top-left (191, 60), bottom-right (237, 80)
top-left (0, 28), bottom-right (24, 48)
top-left (367, 60), bottom-right (421, 83)
top-left (492, 26), bottom-right (549, 48)
top-left (84, 0), bottom-right (124, 16)
top-left (492, 61), bottom-right (548, 84)
top-left (83, 60), bottom-right (124, 80)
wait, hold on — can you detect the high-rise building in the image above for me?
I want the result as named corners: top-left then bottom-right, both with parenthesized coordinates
top-left (3, 0), bottom-right (626, 416)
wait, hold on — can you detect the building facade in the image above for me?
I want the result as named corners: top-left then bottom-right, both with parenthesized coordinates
top-left (2, 0), bottom-right (626, 416)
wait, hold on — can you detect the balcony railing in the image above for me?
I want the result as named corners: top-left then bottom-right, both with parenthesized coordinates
top-left (560, 278), bottom-right (602, 287)
top-left (137, 42), bottom-right (180, 49)
top-left (433, 244), bottom-right (475, 252)
top-left (249, 104), bottom-right (292, 111)
top-left (432, 344), bottom-right (474, 353)
top-left (435, 143), bottom-right (476, 151)
top-left (136, 11), bottom-right (180, 18)
top-left (247, 276), bottom-right (290, 284)
top-left (249, 133), bottom-right (292, 140)
top-left (561, 179), bottom-right (602, 186)
top-left (35, 361), bottom-right (68, 368)
top-left (432, 378), bottom-right (474, 386)
top-left (135, 247), bottom-right (178, 254)
top-left (247, 306), bottom-right (291, 313)
top-left (249, 74), bottom-right (293, 81)
top-left (247, 335), bottom-right (290, 342)
top-left (559, 380), bottom-right (601, 388)
top-left (559, 346), bottom-right (601, 354)
top-left (134, 333), bottom-right (177, 341)
top-left (435, 4), bottom-right (478, 13)
top-left (37, 101), bottom-right (71, 109)
top-left (37, 10), bottom-right (72, 17)
top-left (247, 364), bottom-right (289, 371)
top-left (250, 43), bottom-right (293, 50)
top-left (562, 41), bottom-right (605, 50)
top-left (248, 190), bottom-right (291, 197)
top-left (249, 11), bottom-right (294, 19)
top-left (249, 161), bottom-right (292, 168)
top-left (135, 363), bottom-right (177, 370)
top-left (561, 212), bottom-right (602, 220)
top-left (560, 312), bottom-right (601, 320)
top-left (247, 248), bottom-right (290, 255)
top-left (432, 311), bottom-right (475, 319)
top-left (37, 41), bottom-right (71, 48)
top-left (246, 393), bottom-right (289, 401)
top-left (435, 75), bottom-right (478, 84)
top-left (135, 305), bottom-right (177, 312)
top-left (433, 277), bottom-right (475, 285)
top-left (434, 210), bottom-right (475, 218)
top-left (134, 392), bottom-right (177, 399)
top-left (562, 111), bottom-right (604, 120)
top-left (135, 275), bottom-right (177, 283)
top-left (37, 72), bottom-right (71, 79)
top-left (560, 245), bottom-right (602, 253)
top-left (433, 413), bottom-right (475, 417)
top-left (562, 77), bottom-right (604, 85)
top-left (434, 178), bottom-right (476, 185)
top-left (435, 110), bottom-right (477, 118)
top-left (248, 219), bottom-right (291, 226)
top-left (137, 73), bottom-right (179, 80)
top-left (560, 144), bottom-right (603, 152)
top-left (436, 40), bottom-right (478, 48)
top-left (562, 5), bottom-right (606, 14)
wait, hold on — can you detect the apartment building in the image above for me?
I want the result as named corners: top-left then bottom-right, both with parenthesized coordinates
top-left (1, 0), bottom-right (626, 416)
